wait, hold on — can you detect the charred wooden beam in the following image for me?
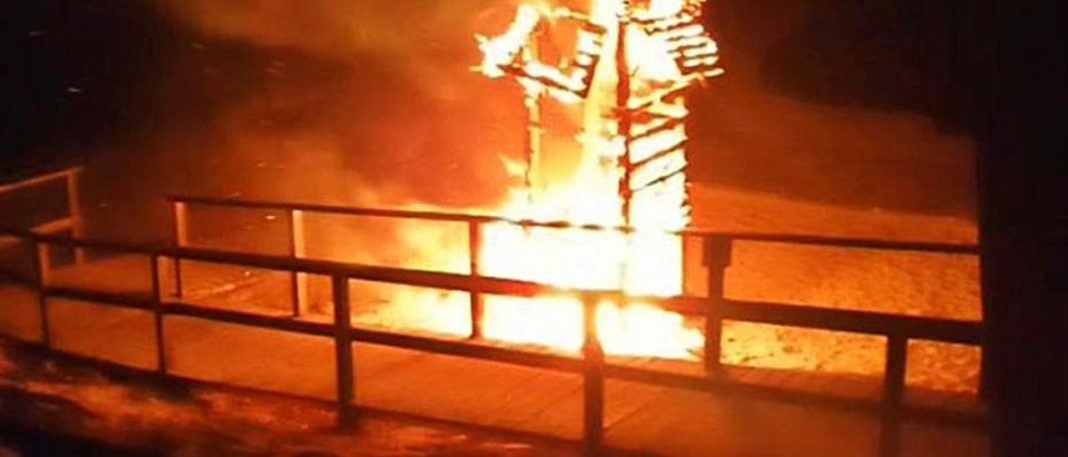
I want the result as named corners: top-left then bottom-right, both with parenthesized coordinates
top-left (616, 8), bottom-right (634, 226)
top-left (628, 137), bottom-right (688, 170)
top-left (32, 241), bottom-right (51, 346)
top-left (629, 115), bottom-right (687, 143)
top-left (880, 335), bottom-right (908, 457)
top-left (703, 236), bottom-right (732, 376)
top-left (149, 255), bottom-right (167, 375)
top-left (630, 164), bottom-right (687, 195)
top-left (582, 296), bottom-right (604, 455)
top-left (165, 302), bottom-right (334, 337)
top-left (333, 275), bottom-right (355, 425)
top-left (467, 221), bottom-right (484, 339)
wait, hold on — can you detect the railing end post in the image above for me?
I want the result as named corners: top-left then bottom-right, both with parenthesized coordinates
top-left (30, 240), bottom-right (52, 347)
top-left (467, 220), bottom-right (484, 340)
top-left (332, 274), bottom-right (354, 428)
top-left (150, 254), bottom-right (168, 376)
top-left (288, 209), bottom-right (307, 318)
top-left (703, 235), bottom-right (732, 378)
top-left (880, 334), bottom-right (908, 457)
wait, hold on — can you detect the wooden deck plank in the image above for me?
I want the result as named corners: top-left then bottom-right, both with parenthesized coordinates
top-left (47, 298), bottom-right (157, 370)
top-left (164, 316), bottom-right (336, 401)
top-left (605, 379), bottom-right (885, 457)
top-left (900, 420), bottom-right (989, 457)
top-left (603, 378), bottom-right (669, 429)
top-left (353, 343), bottom-right (584, 440)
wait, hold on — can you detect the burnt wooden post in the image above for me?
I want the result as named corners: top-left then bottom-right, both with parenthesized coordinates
top-left (150, 254), bottom-right (167, 375)
top-left (978, 336), bottom-right (991, 400)
top-left (332, 274), bottom-right (355, 425)
top-left (467, 220), bottom-right (484, 339)
top-left (703, 235), bottom-right (732, 376)
top-left (31, 240), bottom-right (51, 346)
top-left (65, 168), bottom-right (86, 264)
top-left (171, 201), bottom-right (188, 298)
top-left (288, 209), bottom-right (308, 317)
top-left (615, 9), bottom-right (634, 226)
top-left (582, 294), bottom-right (605, 455)
top-left (880, 334), bottom-right (908, 457)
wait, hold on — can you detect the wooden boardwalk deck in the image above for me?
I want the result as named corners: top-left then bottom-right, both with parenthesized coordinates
top-left (0, 255), bottom-right (988, 457)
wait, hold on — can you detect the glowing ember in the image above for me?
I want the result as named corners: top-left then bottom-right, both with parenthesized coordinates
top-left (470, 0), bottom-right (721, 359)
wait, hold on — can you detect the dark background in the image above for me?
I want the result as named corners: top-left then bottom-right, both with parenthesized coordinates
top-left (4, 0), bottom-right (984, 218)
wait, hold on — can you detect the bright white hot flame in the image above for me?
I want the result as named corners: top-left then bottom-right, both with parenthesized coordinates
top-left (476, 5), bottom-right (543, 79)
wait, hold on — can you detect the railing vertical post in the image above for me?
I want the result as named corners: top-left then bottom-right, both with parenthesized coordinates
top-left (582, 294), bottom-right (604, 455)
top-left (171, 201), bottom-right (188, 298)
top-left (467, 220), bottom-right (484, 339)
top-left (65, 168), bottom-right (86, 264)
top-left (704, 235), bottom-right (732, 376)
top-left (332, 274), bottom-right (355, 426)
top-left (288, 209), bottom-right (308, 317)
top-left (31, 240), bottom-right (51, 346)
top-left (880, 334), bottom-right (907, 457)
top-left (150, 254), bottom-right (167, 375)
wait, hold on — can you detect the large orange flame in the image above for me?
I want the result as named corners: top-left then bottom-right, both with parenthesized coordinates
top-left (468, 0), bottom-right (721, 360)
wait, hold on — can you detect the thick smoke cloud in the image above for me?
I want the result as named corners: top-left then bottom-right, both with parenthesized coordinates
top-left (156, 1), bottom-right (498, 59)
top-left (145, 0), bottom-right (538, 210)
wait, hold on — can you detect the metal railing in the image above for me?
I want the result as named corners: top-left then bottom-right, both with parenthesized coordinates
top-left (166, 194), bottom-right (985, 456)
top-left (0, 166), bottom-right (85, 242)
top-left (0, 191), bottom-right (985, 457)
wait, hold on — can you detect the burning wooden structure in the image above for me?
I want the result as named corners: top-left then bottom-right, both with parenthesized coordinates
top-left (476, 0), bottom-right (721, 231)
top-left (462, 0), bottom-right (728, 359)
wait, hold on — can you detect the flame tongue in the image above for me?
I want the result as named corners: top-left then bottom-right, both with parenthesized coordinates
top-left (475, 0), bottom-right (722, 359)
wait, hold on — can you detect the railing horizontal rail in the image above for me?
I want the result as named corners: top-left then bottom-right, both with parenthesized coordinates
top-left (0, 270), bottom-right (35, 287)
top-left (44, 286), bottom-right (154, 311)
top-left (38, 283), bottom-right (588, 374)
top-left (349, 326), bottom-right (584, 372)
top-left (0, 225), bottom-right (984, 347)
top-left (1, 229), bottom-right (160, 254)
top-left (4, 227), bottom-right (698, 308)
top-left (0, 167), bottom-right (86, 265)
top-left (168, 194), bottom-right (980, 255)
top-left (24, 281), bottom-right (989, 392)
top-left (168, 194), bottom-right (503, 225)
top-left (0, 167), bottom-right (82, 195)
top-left (720, 299), bottom-right (984, 345)
top-left (166, 302), bottom-right (335, 337)
top-left (717, 233), bottom-right (979, 254)
top-left (31, 217), bottom-right (75, 236)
